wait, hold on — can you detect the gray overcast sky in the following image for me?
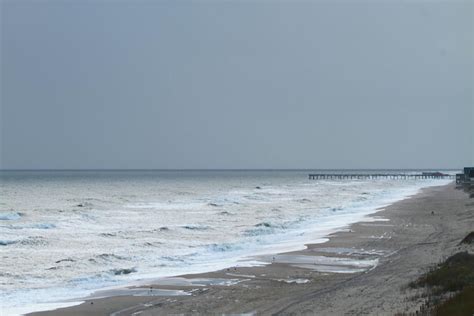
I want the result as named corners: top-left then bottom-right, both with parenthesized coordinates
top-left (1, 0), bottom-right (473, 169)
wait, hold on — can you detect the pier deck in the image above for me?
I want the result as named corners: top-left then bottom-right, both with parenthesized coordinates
top-left (308, 173), bottom-right (454, 180)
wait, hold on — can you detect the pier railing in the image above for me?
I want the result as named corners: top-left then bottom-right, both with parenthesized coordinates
top-left (308, 173), bottom-right (454, 180)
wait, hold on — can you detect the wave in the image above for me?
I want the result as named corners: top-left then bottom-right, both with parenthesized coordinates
top-left (46, 258), bottom-right (76, 270)
top-left (217, 211), bottom-right (234, 216)
top-left (1, 237), bottom-right (49, 246)
top-left (207, 243), bottom-right (242, 252)
top-left (161, 256), bottom-right (186, 263)
top-left (80, 213), bottom-right (98, 222)
top-left (88, 253), bottom-right (127, 264)
top-left (33, 223), bottom-right (56, 229)
top-left (243, 222), bottom-right (287, 237)
top-left (1, 223), bottom-right (56, 230)
top-left (97, 253), bottom-right (127, 261)
top-left (75, 202), bottom-right (94, 208)
top-left (141, 241), bottom-right (163, 247)
top-left (0, 212), bottom-right (22, 220)
top-left (0, 239), bottom-right (17, 246)
top-left (297, 198), bottom-right (312, 203)
top-left (181, 224), bottom-right (210, 231)
top-left (20, 236), bottom-right (48, 246)
top-left (55, 258), bottom-right (75, 264)
top-left (208, 193), bottom-right (244, 206)
top-left (110, 268), bottom-right (137, 276)
top-left (99, 232), bottom-right (116, 237)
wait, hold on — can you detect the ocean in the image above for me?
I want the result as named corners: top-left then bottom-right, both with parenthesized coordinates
top-left (0, 170), bottom-right (454, 313)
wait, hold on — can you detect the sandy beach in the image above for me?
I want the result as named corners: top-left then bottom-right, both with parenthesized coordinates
top-left (29, 183), bottom-right (473, 315)
top-left (4, 0), bottom-right (472, 313)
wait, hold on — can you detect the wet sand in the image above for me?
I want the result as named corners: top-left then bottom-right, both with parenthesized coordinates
top-left (30, 183), bottom-right (474, 315)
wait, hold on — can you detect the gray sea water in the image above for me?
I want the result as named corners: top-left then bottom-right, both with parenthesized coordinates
top-left (0, 170), bottom-right (454, 314)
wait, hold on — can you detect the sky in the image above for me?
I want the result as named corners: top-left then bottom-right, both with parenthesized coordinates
top-left (1, 0), bottom-right (473, 170)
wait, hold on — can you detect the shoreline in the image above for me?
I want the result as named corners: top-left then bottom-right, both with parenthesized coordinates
top-left (25, 182), bottom-right (473, 315)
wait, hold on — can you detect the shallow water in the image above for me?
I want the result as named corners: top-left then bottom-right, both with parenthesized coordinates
top-left (0, 170), bottom-right (453, 312)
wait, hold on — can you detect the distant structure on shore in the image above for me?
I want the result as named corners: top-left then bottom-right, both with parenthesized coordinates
top-left (456, 167), bottom-right (474, 186)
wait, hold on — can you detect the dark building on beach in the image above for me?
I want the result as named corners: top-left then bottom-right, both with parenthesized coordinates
top-left (456, 167), bottom-right (474, 185)
top-left (465, 167), bottom-right (474, 178)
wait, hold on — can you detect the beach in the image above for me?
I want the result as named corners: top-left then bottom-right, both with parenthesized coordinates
top-left (4, 0), bottom-right (472, 314)
top-left (26, 182), bottom-right (473, 315)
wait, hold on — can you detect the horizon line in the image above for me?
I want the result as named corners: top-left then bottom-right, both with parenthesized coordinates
top-left (0, 168), bottom-right (463, 172)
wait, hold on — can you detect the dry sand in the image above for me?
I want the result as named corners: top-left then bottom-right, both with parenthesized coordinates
top-left (30, 183), bottom-right (474, 315)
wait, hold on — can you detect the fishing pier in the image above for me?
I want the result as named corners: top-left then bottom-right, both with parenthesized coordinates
top-left (309, 172), bottom-right (454, 180)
